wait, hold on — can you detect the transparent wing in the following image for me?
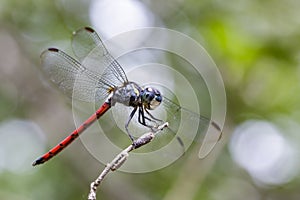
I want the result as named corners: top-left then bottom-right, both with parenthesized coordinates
top-left (41, 27), bottom-right (131, 102)
top-left (40, 48), bottom-right (110, 102)
top-left (162, 97), bottom-right (222, 158)
top-left (71, 27), bottom-right (128, 88)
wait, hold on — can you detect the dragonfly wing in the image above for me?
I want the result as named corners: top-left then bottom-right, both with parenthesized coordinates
top-left (71, 27), bottom-right (103, 62)
top-left (162, 96), bottom-right (222, 158)
top-left (72, 27), bottom-right (128, 88)
top-left (198, 119), bottom-right (222, 159)
top-left (41, 48), bottom-right (109, 102)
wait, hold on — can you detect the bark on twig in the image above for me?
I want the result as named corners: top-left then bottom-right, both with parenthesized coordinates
top-left (88, 122), bottom-right (169, 200)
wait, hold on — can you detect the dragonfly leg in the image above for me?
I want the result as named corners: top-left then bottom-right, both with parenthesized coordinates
top-left (125, 107), bottom-right (137, 142)
top-left (138, 106), bottom-right (146, 125)
top-left (138, 106), bottom-right (158, 128)
top-left (145, 109), bottom-right (163, 123)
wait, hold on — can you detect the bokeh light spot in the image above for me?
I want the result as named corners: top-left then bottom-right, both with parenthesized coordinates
top-left (0, 119), bottom-right (45, 174)
top-left (229, 120), bottom-right (298, 185)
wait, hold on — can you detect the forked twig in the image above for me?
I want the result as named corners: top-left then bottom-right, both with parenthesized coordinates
top-left (88, 122), bottom-right (169, 200)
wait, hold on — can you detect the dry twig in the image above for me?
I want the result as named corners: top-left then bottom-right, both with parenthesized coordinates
top-left (88, 122), bottom-right (169, 200)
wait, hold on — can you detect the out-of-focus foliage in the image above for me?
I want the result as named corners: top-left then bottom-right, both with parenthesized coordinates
top-left (1, 0), bottom-right (300, 200)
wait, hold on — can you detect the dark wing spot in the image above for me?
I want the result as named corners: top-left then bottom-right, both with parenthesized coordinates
top-left (85, 27), bottom-right (95, 33)
top-left (48, 48), bottom-right (59, 52)
top-left (211, 121), bottom-right (221, 132)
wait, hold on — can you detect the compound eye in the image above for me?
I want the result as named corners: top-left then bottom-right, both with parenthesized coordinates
top-left (149, 98), bottom-right (161, 110)
top-left (142, 87), bottom-right (163, 110)
top-left (149, 88), bottom-right (162, 110)
top-left (144, 92), bottom-right (154, 101)
top-left (155, 95), bottom-right (162, 103)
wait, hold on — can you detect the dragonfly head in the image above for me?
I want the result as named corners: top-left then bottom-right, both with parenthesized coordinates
top-left (141, 87), bottom-right (162, 110)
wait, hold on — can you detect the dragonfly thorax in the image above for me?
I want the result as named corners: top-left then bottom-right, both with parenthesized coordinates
top-left (109, 83), bottom-right (162, 110)
top-left (141, 87), bottom-right (162, 110)
top-left (110, 82), bottom-right (142, 107)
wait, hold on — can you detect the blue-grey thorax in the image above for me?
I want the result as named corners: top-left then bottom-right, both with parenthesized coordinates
top-left (110, 82), bottom-right (142, 107)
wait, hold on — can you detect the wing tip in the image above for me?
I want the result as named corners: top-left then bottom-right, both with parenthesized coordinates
top-left (48, 47), bottom-right (59, 52)
top-left (210, 121), bottom-right (223, 141)
top-left (40, 48), bottom-right (59, 59)
top-left (72, 27), bottom-right (95, 37)
top-left (211, 121), bottom-right (221, 132)
top-left (84, 27), bottom-right (95, 33)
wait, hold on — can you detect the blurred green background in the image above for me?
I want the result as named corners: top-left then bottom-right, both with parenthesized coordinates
top-left (1, 0), bottom-right (300, 199)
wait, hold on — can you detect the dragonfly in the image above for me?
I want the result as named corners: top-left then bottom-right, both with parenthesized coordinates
top-left (32, 27), bottom-right (221, 166)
